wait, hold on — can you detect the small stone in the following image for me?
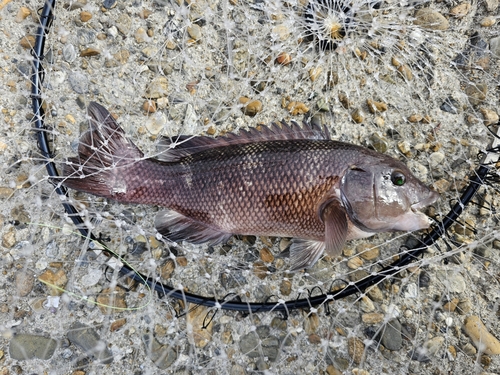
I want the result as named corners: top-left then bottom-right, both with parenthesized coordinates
top-left (338, 92), bottom-right (350, 109)
top-left (9, 334), bottom-right (58, 360)
top-left (436, 270), bottom-right (466, 293)
top-left (366, 285), bottom-right (384, 301)
top-left (276, 52), bottom-right (292, 65)
top-left (443, 298), bottom-right (459, 312)
top-left (80, 11), bottom-right (92, 22)
top-left (15, 7), bottom-right (31, 22)
top-left (480, 17), bottom-right (496, 27)
top-left (143, 100), bottom-right (157, 113)
top-left (187, 304), bottom-right (213, 348)
top-left (440, 97), bottom-right (460, 114)
top-left (110, 318), bottom-right (126, 332)
top-left (0, 187), bottom-right (14, 198)
top-left (362, 313), bottom-right (384, 324)
top-left (139, 9), bottom-right (153, 19)
top-left (176, 256), bottom-right (188, 267)
top-left (463, 316), bottom-right (500, 355)
top-left (116, 14), bottom-right (132, 35)
top-left (187, 24), bottom-right (202, 40)
top-left (462, 342), bottom-right (477, 356)
top-left (380, 319), bottom-right (402, 351)
top-left (366, 99), bottom-right (387, 113)
top-left (280, 279), bottom-right (292, 296)
top-left (80, 48), bottom-right (100, 57)
top-left (424, 336), bottom-right (445, 356)
top-left (480, 108), bottom-right (499, 126)
top-left (272, 25), bottom-right (290, 40)
top-left (96, 287), bottom-right (127, 314)
top-left (432, 179), bottom-right (451, 194)
top-left (145, 77), bottom-right (169, 99)
top-left (20, 35), bottom-right (35, 49)
top-left (347, 256), bottom-right (363, 269)
top-left (142, 333), bottom-right (177, 369)
top-left (159, 259), bottom-right (175, 279)
top-left (360, 296), bottom-right (375, 313)
top-left (368, 134), bottom-right (388, 154)
top-left (38, 269), bottom-right (67, 296)
top-left (15, 270), bottom-right (34, 297)
top-left (348, 337), bottom-right (365, 364)
top-left (135, 27), bottom-right (149, 43)
top-left (67, 322), bottom-right (113, 364)
top-left (356, 244), bottom-right (379, 260)
top-left (326, 365), bottom-right (342, 375)
top-left (287, 101), bottom-right (309, 115)
top-left (351, 108), bottom-right (364, 124)
top-left (68, 72), bottom-right (89, 94)
top-left (428, 152), bottom-right (445, 168)
top-left (490, 36), bottom-right (500, 59)
top-left (309, 67), bottom-right (323, 82)
top-left (239, 330), bottom-right (279, 361)
top-left (260, 247), bottom-right (274, 263)
top-left (408, 114), bottom-right (423, 123)
top-left (465, 83), bottom-right (487, 106)
top-left (253, 261), bottom-right (268, 279)
top-left (240, 97), bottom-right (263, 117)
top-left (413, 8), bottom-right (449, 30)
top-left (63, 44), bottom-right (77, 63)
top-left (304, 313), bottom-right (320, 334)
top-left (484, 0), bottom-right (499, 11)
top-left (456, 299), bottom-right (472, 315)
top-left (450, 2), bottom-right (471, 17)
top-left (2, 229), bottom-right (16, 248)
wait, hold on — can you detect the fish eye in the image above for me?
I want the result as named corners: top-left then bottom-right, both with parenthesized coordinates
top-left (391, 170), bottom-right (406, 186)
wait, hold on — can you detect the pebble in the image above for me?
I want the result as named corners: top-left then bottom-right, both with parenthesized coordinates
top-left (142, 333), bottom-right (177, 369)
top-left (68, 72), bottom-right (89, 94)
top-left (480, 17), bottom-right (496, 27)
top-left (347, 256), bottom-right (363, 269)
top-left (0, 187), bottom-right (14, 199)
top-left (465, 83), bottom-right (487, 106)
top-left (366, 99), bottom-right (387, 113)
top-left (485, 0), bottom-right (499, 11)
top-left (450, 2), bottom-right (471, 17)
top-left (143, 100), bottom-right (157, 113)
top-left (490, 36), bottom-right (500, 59)
top-left (19, 35), bottom-right (35, 49)
top-left (80, 11), bottom-right (92, 22)
top-left (96, 287), bottom-right (127, 314)
top-left (309, 67), bottom-right (322, 82)
top-left (287, 101), bottom-right (309, 115)
top-left (280, 279), bottom-right (292, 296)
top-left (135, 27), bottom-right (149, 43)
top-left (240, 97), bottom-right (263, 117)
top-left (436, 270), bottom-right (466, 293)
top-left (67, 322), bottom-right (113, 364)
top-left (480, 108), bottom-right (499, 126)
top-left (440, 97), bottom-right (460, 114)
top-left (338, 92), bottom-right (350, 109)
top-left (456, 298), bottom-right (472, 314)
top-left (443, 297), bottom-right (459, 312)
top-left (356, 243), bottom-right (379, 260)
top-left (260, 247), bottom-right (274, 263)
top-left (428, 152), bottom-right (445, 168)
top-left (9, 334), bottom-right (58, 360)
top-left (159, 259), bottom-right (175, 279)
top-left (413, 8), bottom-right (449, 30)
top-left (463, 316), bottom-right (500, 355)
top-left (239, 327), bottom-right (279, 361)
top-left (326, 365), bottom-right (342, 375)
top-left (15, 6), bottom-right (31, 23)
top-left (359, 296), bottom-right (375, 313)
top-left (116, 14), bottom-right (132, 35)
top-left (80, 48), bottom-right (100, 57)
top-left (62, 44), bottom-right (77, 63)
top-left (348, 337), bottom-right (365, 364)
top-left (187, 304), bottom-right (213, 348)
top-left (351, 108), bottom-right (364, 124)
top-left (253, 261), bottom-right (268, 279)
top-left (276, 52), bottom-right (292, 65)
top-left (368, 134), bottom-right (388, 153)
top-left (2, 229), bottom-right (16, 248)
top-left (187, 24), bottom-right (202, 40)
top-left (380, 319), bottom-right (402, 351)
top-left (15, 270), bottom-right (34, 297)
top-left (76, 29), bottom-right (96, 45)
top-left (366, 285), bottom-right (384, 302)
top-left (362, 313), bottom-right (384, 325)
top-left (110, 318), bottom-right (126, 332)
top-left (304, 313), bottom-right (320, 334)
top-left (38, 269), bottom-right (67, 296)
top-left (145, 77), bottom-right (169, 99)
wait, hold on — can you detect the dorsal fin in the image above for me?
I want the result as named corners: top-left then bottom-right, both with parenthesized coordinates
top-left (155, 121), bottom-right (330, 162)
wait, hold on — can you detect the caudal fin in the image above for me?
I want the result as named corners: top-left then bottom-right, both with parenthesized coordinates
top-left (61, 102), bottom-right (144, 198)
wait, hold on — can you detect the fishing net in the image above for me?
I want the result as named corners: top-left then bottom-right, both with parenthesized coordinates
top-left (1, 0), bottom-right (499, 373)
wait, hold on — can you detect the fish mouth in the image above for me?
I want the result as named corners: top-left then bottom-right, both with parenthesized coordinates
top-left (411, 190), bottom-right (440, 212)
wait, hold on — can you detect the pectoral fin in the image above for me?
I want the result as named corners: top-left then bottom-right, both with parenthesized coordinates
top-left (289, 239), bottom-right (325, 271)
top-left (320, 198), bottom-right (348, 257)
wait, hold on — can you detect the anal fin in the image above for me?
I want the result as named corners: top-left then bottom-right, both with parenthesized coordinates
top-left (155, 210), bottom-right (232, 245)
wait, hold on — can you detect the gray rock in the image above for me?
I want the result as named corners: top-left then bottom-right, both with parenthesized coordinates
top-left (142, 333), bottom-right (177, 369)
top-left (68, 72), bottom-right (89, 94)
top-left (9, 334), bottom-right (58, 360)
top-left (380, 319), bottom-right (403, 351)
top-left (490, 36), bottom-right (500, 59)
top-left (76, 29), bottom-right (96, 45)
top-left (67, 322), bottom-right (113, 364)
top-left (239, 327), bottom-right (279, 361)
top-left (15, 270), bottom-right (34, 297)
top-left (440, 97), bottom-right (460, 114)
top-left (436, 270), bottom-right (466, 293)
top-left (63, 44), bottom-right (77, 63)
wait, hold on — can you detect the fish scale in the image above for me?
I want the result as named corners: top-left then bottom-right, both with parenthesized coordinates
top-left (62, 102), bottom-right (439, 270)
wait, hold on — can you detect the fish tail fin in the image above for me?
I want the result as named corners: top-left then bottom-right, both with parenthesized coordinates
top-left (61, 102), bottom-right (144, 198)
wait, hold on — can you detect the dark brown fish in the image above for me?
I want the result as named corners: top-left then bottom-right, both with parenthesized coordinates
top-left (62, 102), bottom-right (439, 270)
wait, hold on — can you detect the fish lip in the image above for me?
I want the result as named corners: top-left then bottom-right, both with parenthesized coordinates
top-left (411, 191), bottom-right (440, 211)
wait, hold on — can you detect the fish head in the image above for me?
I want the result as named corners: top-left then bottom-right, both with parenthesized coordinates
top-left (340, 158), bottom-right (439, 233)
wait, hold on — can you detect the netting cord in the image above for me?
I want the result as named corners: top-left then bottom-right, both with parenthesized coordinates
top-left (31, 0), bottom-right (496, 313)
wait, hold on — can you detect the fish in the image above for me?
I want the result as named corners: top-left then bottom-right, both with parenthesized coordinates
top-left (61, 102), bottom-right (439, 271)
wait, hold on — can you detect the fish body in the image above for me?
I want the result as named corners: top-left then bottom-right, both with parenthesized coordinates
top-left (62, 102), bottom-right (438, 270)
